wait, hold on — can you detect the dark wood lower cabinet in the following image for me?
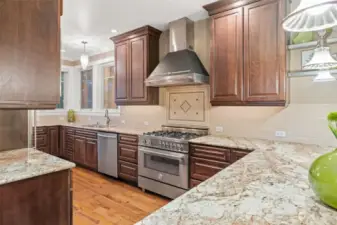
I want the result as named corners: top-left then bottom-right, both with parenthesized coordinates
top-left (190, 156), bottom-right (229, 181)
top-left (33, 126), bottom-right (59, 155)
top-left (74, 136), bottom-right (86, 165)
top-left (118, 134), bottom-right (138, 183)
top-left (189, 144), bottom-right (251, 189)
top-left (48, 126), bottom-right (59, 156)
top-left (85, 139), bottom-right (98, 170)
top-left (118, 160), bottom-right (138, 182)
top-left (0, 170), bottom-right (72, 225)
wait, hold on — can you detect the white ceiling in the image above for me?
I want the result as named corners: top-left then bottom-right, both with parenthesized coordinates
top-left (61, 0), bottom-right (217, 60)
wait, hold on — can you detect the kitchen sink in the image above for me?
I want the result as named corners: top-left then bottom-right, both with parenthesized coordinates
top-left (82, 124), bottom-right (111, 128)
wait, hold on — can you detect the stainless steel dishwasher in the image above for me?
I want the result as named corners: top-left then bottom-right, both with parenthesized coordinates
top-left (97, 132), bottom-right (118, 178)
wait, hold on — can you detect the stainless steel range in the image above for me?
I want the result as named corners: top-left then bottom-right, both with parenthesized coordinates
top-left (138, 125), bottom-right (208, 199)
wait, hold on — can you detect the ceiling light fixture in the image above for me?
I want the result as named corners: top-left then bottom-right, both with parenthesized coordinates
top-left (111, 29), bottom-right (118, 33)
top-left (283, 0), bottom-right (337, 32)
top-left (61, 49), bottom-right (66, 53)
top-left (80, 41), bottom-right (89, 70)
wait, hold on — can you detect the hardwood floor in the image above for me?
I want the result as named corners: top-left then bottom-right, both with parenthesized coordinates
top-left (72, 167), bottom-right (169, 225)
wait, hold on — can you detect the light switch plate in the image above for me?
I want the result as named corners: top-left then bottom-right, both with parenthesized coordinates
top-left (121, 120), bottom-right (126, 124)
top-left (144, 121), bottom-right (149, 126)
top-left (275, 131), bottom-right (286, 137)
top-left (215, 126), bottom-right (224, 133)
top-left (88, 116), bottom-right (92, 121)
top-left (59, 117), bottom-right (64, 121)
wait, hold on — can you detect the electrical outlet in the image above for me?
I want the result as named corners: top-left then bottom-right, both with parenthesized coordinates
top-left (59, 117), bottom-right (64, 121)
top-left (88, 116), bottom-right (92, 121)
top-left (144, 121), bottom-right (149, 126)
top-left (121, 120), bottom-right (126, 124)
top-left (275, 131), bottom-right (286, 137)
top-left (215, 126), bottom-right (224, 133)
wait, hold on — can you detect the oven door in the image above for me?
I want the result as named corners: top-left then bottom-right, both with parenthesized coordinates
top-left (138, 146), bottom-right (188, 189)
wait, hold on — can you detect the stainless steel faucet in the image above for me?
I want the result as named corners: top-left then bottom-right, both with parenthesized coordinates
top-left (104, 109), bottom-right (110, 127)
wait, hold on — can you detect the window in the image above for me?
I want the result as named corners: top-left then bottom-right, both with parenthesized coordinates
top-left (81, 69), bottom-right (93, 109)
top-left (103, 66), bottom-right (117, 109)
top-left (56, 72), bottom-right (66, 109)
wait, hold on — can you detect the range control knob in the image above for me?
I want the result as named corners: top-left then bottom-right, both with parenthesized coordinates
top-left (145, 139), bottom-right (151, 145)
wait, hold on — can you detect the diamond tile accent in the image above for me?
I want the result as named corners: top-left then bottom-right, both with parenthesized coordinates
top-left (180, 100), bottom-right (191, 113)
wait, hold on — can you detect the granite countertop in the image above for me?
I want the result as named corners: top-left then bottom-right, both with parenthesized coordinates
top-left (136, 136), bottom-right (337, 225)
top-left (0, 148), bottom-right (75, 185)
top-left (37, 123), bottom-right (151, 135)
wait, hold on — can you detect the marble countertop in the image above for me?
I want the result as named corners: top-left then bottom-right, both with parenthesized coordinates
top-left (136, 136), bottom-right (337, 225)
top-left (0, 148), bottom-right (75, 185)
top-left (37, 123), bottom-right (151, 135)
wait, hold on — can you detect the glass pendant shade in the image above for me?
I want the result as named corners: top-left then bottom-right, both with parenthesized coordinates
top-left (80, 54), bottom-right (89, 70)
top-left (283, 0), bottom-right (337, 32)
top-left (313, 70), bottom-right (336, 82)
top-left (304, 47), bottom-right (337, 70)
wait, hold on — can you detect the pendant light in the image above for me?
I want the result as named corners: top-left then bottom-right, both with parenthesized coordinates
top-left (303, 30), bottom-right (337, 70)
top-left (80, 41), bottom-right (89, 70)
top-left (283, 0), bottom-right (337, 32)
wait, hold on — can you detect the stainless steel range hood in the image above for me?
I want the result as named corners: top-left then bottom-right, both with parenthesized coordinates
top-left (145, 18), bottom-right (209, 87)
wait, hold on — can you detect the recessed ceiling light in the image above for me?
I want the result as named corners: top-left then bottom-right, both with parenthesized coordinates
top-left (111, 29), bottom-right (118, 33)
top-left (61, 49), bottom-right (66, 53)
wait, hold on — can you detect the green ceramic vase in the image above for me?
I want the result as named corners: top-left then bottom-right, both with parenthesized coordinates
top-left (309, 149), bottom-right (337, 209)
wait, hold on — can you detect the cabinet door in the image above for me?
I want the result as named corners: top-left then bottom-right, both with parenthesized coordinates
top-left (211, 8), bottom-right (244, 105)
top-left (0, 0), bottom-right (60, 108)
top-left (48, 127), bottom-right (59, 156)
top-left (60, 127), bottom-right (66, 157)
top-left (243, 0), bottom-right (286, 105)
top-left (115, 42), bottom-right (129, 102)
top-left (85, 139), bottom-right (98, 170)
top-left (74, 137), bottom-right (86, 164)
top-left (129, 36), bottom-right (147, 102)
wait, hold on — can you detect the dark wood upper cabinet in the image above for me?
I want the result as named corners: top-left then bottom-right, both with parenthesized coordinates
top-left (211, 7), bottom-right (243, 105)
top-left (205, 0), bottom-right (286, 106)
top-left (0, 0), bottom-right (61, 109)
top-left (111, 26), bottom-right (161, 105)
top-left (115, 42), bottom-right (129, 101)
top-left (243, 0), bottom-right (286, 105)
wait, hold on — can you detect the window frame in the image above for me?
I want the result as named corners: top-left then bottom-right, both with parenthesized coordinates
top-left (101, 62), bottom-right (118, 110)
top-left (80, 67), bottom-right (94, 110)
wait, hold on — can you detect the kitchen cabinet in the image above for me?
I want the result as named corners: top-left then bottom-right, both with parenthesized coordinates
top-left (118, 134), bottom-right (139, 183)
top-left (74, 136), bottom-right (86, 165)
top-left (64, 127), bottom-right (75, 160)
top-left (0, 170), bottom-right (72, 225)
top-left (85, 139), bottom-right (98, 170)
top-left (205, 0), bottom-right (286, 106)
top-left (189, 144), bottom-right (250, 188)
top-left (73, 129), bottom-right (98, 170)
top-left (48, 126), bottom-right (59, 156)
top-left (0, 0), bottom-right (61, 109)
top-left (33, 126), bottom-right (59, 156)
top-left (111, 26), bottom-right (161, 105)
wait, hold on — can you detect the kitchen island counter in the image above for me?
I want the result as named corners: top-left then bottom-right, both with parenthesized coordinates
top-left (136, 137), bottom-right (337, 225)
top-left (0, 148), bottom-right (75, 185)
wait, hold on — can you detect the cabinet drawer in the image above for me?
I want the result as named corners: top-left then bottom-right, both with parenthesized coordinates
top-left (190, 144), bottom-right (231, 162)
top-left (190, 179), bottom-right (203, 188)
top-left (75, 128), bottom-right (97, 139)
top-left (119, 134), bottom-right (138, 145)
top-left (118, 143), bottom-right (137, 164)
top-left (36, 127), bottom-right (47, 134)
top-left (65, 127), bottom-right (75, 135)
top-left (190, 157), bottom-right (229, 181)
top-left (118, 160), bottom-right (137, 182)
top-left (231, 150), bottom-right (249, 163)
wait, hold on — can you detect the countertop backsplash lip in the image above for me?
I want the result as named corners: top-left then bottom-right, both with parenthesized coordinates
top-left (0, 148), bottom-right (75, 186)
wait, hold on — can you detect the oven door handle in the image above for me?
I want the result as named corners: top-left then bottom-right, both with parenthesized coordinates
top-left (139, 147), bottom-right (185, 163)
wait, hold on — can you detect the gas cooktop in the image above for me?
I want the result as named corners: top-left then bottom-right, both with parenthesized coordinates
top-left (139, 125), bottom-right (209, 153)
